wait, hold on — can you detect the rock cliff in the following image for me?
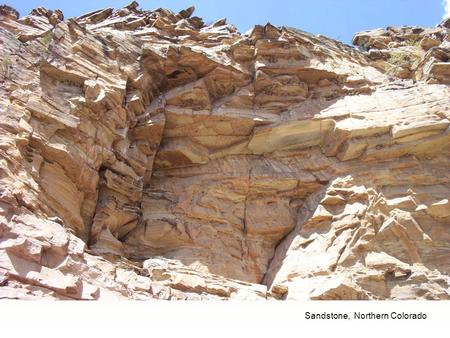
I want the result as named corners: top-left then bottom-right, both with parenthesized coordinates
top-left (0, 2), bottom-right (449, 300)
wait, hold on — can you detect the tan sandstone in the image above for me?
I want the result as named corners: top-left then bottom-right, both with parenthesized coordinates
top-left (0, 3), bottom-right (449, 300)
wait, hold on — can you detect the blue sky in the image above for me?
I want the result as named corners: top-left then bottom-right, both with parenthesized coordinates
top-left (3, 0), bottom-right (447, 44)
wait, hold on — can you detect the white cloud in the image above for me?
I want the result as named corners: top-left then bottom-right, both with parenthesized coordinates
top-left (444, 0), bottom-right (450, 19)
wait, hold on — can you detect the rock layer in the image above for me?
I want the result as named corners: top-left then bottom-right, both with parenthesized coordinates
top-left (0, 3), bottom-right (449, 300)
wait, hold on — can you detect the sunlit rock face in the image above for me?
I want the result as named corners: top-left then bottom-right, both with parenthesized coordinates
top-left (0, 2), bottom-right (449, 300)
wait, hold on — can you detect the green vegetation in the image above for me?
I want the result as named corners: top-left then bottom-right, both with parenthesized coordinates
top-left (388, 52), bottom-right (410, 66)
top-left (39, 31), bottom-right (53, 62)
top-left (388, 50), bottom-right (421, 72)
top-left (40, 31), bottom-right (53, 46)
top-left (0, 54), bottom-right (12, 79)
top-left (405, 38), bottom-right (421, 48)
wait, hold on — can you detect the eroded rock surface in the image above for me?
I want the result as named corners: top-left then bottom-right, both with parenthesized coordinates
top-left (0, 3), bottom-right (449, 300)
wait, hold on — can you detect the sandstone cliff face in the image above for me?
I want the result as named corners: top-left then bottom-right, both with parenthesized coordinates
top-left (0, 2), bottom-right (449, 300)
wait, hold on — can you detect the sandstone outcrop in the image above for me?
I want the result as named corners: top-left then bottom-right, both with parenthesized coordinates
top-left (0, 3), bottom-right (449, 300)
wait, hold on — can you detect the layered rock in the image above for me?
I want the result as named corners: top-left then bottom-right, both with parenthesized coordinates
top-left (353, 22), bottom-right (450, 82)
top-left (0, 3), bottom-right (449, 299)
